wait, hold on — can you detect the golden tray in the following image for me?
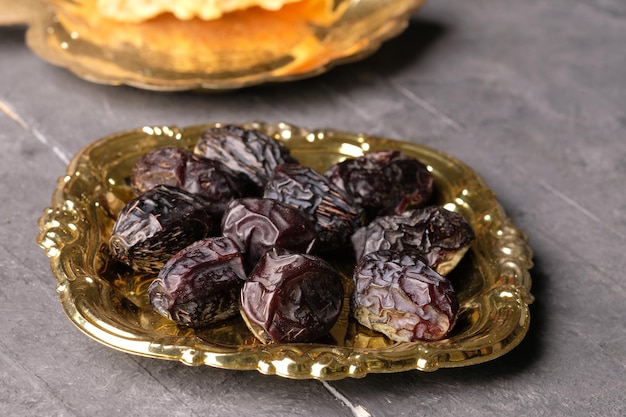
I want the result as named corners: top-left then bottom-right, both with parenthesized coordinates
top-left (17, 0), bottom-right (427, 91)
top-left (37, 122), bottom-right (534, 379)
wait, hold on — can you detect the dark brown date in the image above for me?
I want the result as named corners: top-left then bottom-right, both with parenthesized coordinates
top-left (109, 185), bottom-right (215, 273)
top-left (351, 206), bottom-right (475, 275)
top-left (194, 125), bottom-right (298, 188)
top-left (221, 198), bottom-right (318, 270)
top-left (324, 150), bottom-right (434, 220)
top-left (148, 237), bottom-right (246, 328)
top-left (263, 164), bottom-right (366, 250)
top-left (240, 249), bottom-right (344, 343)
top-left (352, 250), bottom-right (458, 342)
top-left (130, 146), bottom-right (259, 216)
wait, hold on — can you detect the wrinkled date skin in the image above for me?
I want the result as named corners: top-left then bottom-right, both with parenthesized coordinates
top-left (241, 249), bottom-right (344, 343)
top-left (351, 206), bottom-right (475, 276)
top-left (352, 250), bottom-right (458, 342)
top-left (109, 185), bottom-right (215, 273)
top-left (148, 237), bottom-right (247, 328)
top-left (264, 164), bottom-right (366, 250)
top-left (325, 150), bottom-right (434, 220)
top-left (221, 198), bottom-right (318, 270)
top-left (194, 125), bottom-right (298, 188)
top-left (130, 146), bottom-right (259, 219)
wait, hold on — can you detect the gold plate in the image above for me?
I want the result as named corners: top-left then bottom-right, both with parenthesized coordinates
top-left (24, 0), bottom-right (426, 91)
top-left (37, 122), bottom-right (534, 379)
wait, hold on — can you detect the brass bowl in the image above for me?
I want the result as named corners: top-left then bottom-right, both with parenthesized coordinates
top-left (25, 0), bottom-right (426, 91)
top-left (37, 122), bottom-right (534, 379)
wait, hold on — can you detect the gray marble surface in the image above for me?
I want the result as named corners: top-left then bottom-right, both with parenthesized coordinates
top-left (1, 0), bottom-right (625, 415)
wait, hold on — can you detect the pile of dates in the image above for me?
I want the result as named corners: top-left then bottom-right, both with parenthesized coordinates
top-left (109, 125), bottom-right (475, 344)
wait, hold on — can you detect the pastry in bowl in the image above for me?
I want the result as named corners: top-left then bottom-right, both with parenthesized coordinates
top-left (49, 0), bottom-right (341, 75)
top-left (96, 0), bottom-right (305, 22)
top-left (29, 0), bottom-right (427, 89)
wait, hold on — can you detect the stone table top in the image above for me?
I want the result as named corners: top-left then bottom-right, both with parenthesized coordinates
top-left (1, 0), bottom-right (625, 416)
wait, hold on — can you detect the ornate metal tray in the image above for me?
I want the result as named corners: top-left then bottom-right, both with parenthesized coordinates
top-left (20, 0), bottom-right (426, 91)
top-left (37, 122), bottom-right (534, 379)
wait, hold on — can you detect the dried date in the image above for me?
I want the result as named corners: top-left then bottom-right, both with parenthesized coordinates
top-left (194, 125), bottom-right (298, 188)
top-left (352, 250), bottom-right (458, 342)
top-left (221, 198), bottom-right (318, 270)
top-left (325, 150), bottom-right (434, 219)
top-left (240, 249), bottom-right (344, 343)
top-left (263, 164), bottom-right (366, 250)
top-left (148, 237), bottom-right (246, 328)
top-left (351, 206), bottom-right (475, 275)
top-left (109, 185), bottom-right (215, 273)
top-left (130, 146), bottom-right (259, 217)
